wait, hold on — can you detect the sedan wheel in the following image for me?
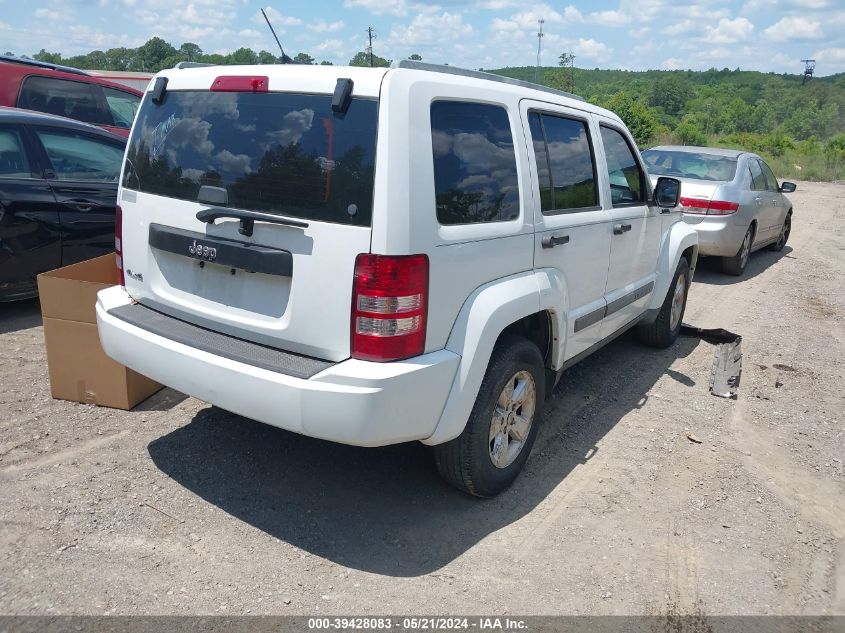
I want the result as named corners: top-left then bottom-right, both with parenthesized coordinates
top-left (722, 226), bottom-right (754, 276)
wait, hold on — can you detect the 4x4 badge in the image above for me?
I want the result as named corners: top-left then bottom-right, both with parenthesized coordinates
top-left (188, 239), bottom-right (217, 261)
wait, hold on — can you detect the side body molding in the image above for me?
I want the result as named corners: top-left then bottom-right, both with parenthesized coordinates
top-left (422, 270), bottom-right (568, 446)
top-left (645, 220), bottom-right (699, 318)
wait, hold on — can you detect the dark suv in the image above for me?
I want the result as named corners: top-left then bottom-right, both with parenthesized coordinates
top-left (0, 56), bottom-right (142, 138)
top-left (0, 107), bottom-right (125, 300)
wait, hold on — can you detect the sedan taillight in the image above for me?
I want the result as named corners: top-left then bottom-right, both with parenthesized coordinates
top-left (680, 197), bottom-right (739, 216)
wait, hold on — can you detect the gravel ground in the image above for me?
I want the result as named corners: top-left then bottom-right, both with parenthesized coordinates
top-left (0, 181), bottom-right (842, 617)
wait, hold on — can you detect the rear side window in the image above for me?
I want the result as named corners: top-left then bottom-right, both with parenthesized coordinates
top-left (35, 129), bottom-right (123, 181)
top-left (529, 112), bottom-right (597, 214)
top-left (103, 87), bottom-right (141, 129)
top-left (600, 126), bottom-right (645, 206)
top-left (0, 128), bottom-right (31, 178)
top-left (430, 101), bottom-right (519, 225)
top-left (18, 76), bottom-right (112, 126)
top-left (124, 91), bottom-right (378, 227)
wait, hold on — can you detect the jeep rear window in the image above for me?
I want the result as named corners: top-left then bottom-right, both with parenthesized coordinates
top-left (123, 91), bottom-right (378, 227)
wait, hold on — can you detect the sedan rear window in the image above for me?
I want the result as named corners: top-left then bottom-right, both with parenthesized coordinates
top-left (642, 149), bottom-right (737, 182)
top-left (123, 91), bottom-right (378, 227)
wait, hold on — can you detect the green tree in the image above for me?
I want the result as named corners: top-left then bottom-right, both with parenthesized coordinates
top-left (408, 53), bottom-right (422, 61)
top-left (320, 60), bottom-right (334, 65)
top-left (675, 116), bottom-right (707, 145)
top-left (179, 43), bottom-right (202, 61)
top-left (348, 51), bottom-right (390, 67)
top-left (227, 47), bottom-right (259, 65)
top-left (257, 50), bottom-right (279, 65)
top-left (137, 37), bottom-right (177, 71)
top-left (33, 49), bottom-right (63, 64)
top-left (648, 75), bottom-right (691, 116)
top-left (294, 52), bottom-right (314, 64)
top-left (601, 91), bottom-right (659, 146)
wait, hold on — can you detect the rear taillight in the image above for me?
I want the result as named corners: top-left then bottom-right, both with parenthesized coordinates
top-left (115, 205), bottom-right (125, 287)
top-left (680, 197), bottom-right (739, 216)
top-left (351, 254), bottom-right (428, 362)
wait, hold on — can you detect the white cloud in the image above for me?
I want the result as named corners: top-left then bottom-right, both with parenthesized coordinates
top-left (308, 20), bottom-right (345, 33)
top-left (251, 6), bottom-right (302, 27)
top-left (763, 16), bottom-right (823, 39)
top-left (389, 12), bottom-right (473, 47)
top-left (702, 17), bottom-right (755, 44)
top-left (565, 38), bottom-right (613, 63)
top-left (585, 10), bottom-right (630, 27)
top-left (813, 47), bottom-right (845, 64)
top-left (344, 0), bottom-right (408, 17)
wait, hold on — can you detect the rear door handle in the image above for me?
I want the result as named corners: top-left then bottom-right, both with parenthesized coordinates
top-left (541, 234), bottom-right (570, 249)
top-left (64, 199), bottom-right (95, 212)
top-left (613, 223), bottom-right (632, 235)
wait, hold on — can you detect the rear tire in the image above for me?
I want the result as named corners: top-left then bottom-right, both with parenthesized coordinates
top-left (768, 212), bottom-right (791, 252)
top-left (721, 226), bottom-right (753, 276)
top-left (434, 337), bottom-right (545, 498)
top-left (637, 257), bottom-right (690, 348)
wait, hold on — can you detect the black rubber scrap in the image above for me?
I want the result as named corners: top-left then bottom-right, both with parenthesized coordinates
top-left (680, 324), bottom-right (743, 399)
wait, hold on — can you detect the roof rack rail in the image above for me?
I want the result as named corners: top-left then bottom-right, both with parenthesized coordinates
top-left (390, 60), bottom-right (584, 102)
top-left (173, 61), bottom-right (214, 69)
top-left (0, 54), bottom-right (90, 77)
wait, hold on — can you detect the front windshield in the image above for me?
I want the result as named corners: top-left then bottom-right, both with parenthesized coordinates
top-left (642, 149), bottom-right (738, 182)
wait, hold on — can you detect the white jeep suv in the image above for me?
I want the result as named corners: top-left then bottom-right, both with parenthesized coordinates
top-left (97, 61), bottom-right (698, 497)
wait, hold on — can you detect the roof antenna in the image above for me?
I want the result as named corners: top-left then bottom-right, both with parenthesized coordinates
top-left (261, 7), bottom-right (295, 64)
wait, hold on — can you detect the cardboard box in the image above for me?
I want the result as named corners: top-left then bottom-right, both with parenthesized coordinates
top-left (37, 254), bottom-right (162, 410)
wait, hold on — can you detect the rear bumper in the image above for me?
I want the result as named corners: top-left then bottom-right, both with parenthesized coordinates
top-left (96, 286), bottom-right (460, 447)
top-left (683, 215), bottom-right (747, 257)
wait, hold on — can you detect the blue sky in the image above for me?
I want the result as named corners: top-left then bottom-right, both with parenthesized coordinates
top-left (1, 0), bottom-right (843, 75)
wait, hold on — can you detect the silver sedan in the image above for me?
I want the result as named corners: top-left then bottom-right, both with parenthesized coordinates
top-left (642, 146), bottom-right (796, 276)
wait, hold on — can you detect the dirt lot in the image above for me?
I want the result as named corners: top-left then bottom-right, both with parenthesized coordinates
top-left (1, 181), bottom-right (843, 617)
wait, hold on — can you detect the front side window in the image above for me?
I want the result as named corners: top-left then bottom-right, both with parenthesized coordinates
top-left (758, 159), bottom-right (779, 191)
top-left (431, 100), bottom-right (519, 225)
top-left (18, 76), bottom-right (112, 126)
top-left (600, 126), bottom-right (645, 206)
top-left (748, 158), bottom-right (767, 191)
top-left (124, 91), bottom-right (378, 227)
top-left (35, 129), bottom-right (123, 181)
top-left (0, 127), bottom-right (32, 178)
top-left (529, 112), bottom-right (597, 214)
top-left (103, 87), bottom-right (141, 129)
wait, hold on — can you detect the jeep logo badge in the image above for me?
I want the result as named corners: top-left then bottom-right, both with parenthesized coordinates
top-left (188, 239), bottom-right (217, 261)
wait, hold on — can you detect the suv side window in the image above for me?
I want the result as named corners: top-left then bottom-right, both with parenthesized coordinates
top-left (758, 159), bottom-right (779, 191)
top-left (430, 100), bottom-right (519, 225)
top-left (529, 111), bottom-right (598, 214)
top-left (748, 158), bottom-right (767, 191)
top-left (0, 127), bottom-right (32, 178)
top-left (34, 129), bottom-right (123, 182)
top-left (599, 125), bottom-right (645, 206)
top-left (102, 87), bottom-right (140, 129)
top-left (18, 76), bottom-right (113, 127)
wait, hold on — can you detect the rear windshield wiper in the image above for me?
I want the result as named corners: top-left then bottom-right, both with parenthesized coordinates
top-left (196, 207), bottom-right (309, 237)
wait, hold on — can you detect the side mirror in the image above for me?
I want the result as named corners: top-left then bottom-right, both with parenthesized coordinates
top-left (780, 181), bottom-right (796, 193)
top-left (653, 176), bottom-right (681, 208)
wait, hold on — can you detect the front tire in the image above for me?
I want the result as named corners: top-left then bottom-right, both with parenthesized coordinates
top-left (434, 337), bottom-right (545, 498)
top-left (721, 226), bottom-right (753, 276)
top-left (637, 257), bottom-right (690, 348)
